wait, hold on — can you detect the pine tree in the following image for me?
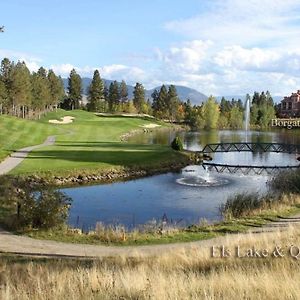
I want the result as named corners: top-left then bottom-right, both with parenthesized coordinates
top-left (167, 85), bottom-right (180, 121)
top-left (151, 89), bottom-right (159, 114)
top-left (0, 79), bottom-right (7, 114)
top-left (184, 99), bottom-right (192, 123)
top-left (87, 70), bottom-right (104, 112)
top-left (47, 70), bottom-right (65, 111)
top-left (120, 80), bottom-right (128, 103)
top-left (31, 72), bottom-right (50, 118)
top-left (0, 58), bottom-right (12, 112)
top-left (133, 82), bottom-right (145, 113)
top-left (37, 67), bottom-right (47, 78)
top-left (10, 61), bottom-right (32, 118)
top-left (67, 69), bottom-right (82, 110)
top-left (156, 85), bottom-right (168, 118)
top-left (108, 81), bottom-right (120, 112)
top-left (36, 67), bottom-right (51, 112)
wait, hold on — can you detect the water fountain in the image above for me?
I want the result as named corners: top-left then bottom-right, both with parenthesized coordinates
top-left (244, 96), bottom-right (250, 142)
top-left (177, 166), bottom-right (230, 187)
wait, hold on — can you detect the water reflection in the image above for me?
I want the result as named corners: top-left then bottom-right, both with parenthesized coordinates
top-left (63, 130), bottom-right (300, 229)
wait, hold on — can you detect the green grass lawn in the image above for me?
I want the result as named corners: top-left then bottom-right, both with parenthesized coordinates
top-left (3, 110), bottom-right (186, 176)
top-left (0, 115), bottom-right (61, 161)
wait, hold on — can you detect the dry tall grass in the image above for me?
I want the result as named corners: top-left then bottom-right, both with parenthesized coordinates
top-left (1, 226), bottom-right (300, 299)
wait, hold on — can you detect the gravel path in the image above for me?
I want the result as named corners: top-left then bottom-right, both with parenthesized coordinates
top-left (0, 136), bottom-right (55, 175)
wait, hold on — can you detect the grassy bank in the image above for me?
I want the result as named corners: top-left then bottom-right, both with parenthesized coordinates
top-left (0, 110), bottom-right (188, 177)
top-left (0, 115), bottom-right (61, 162)
top-left (25, 194), bottom-right (300, 246)
top-left (2, 226), bottom-right (300, 299)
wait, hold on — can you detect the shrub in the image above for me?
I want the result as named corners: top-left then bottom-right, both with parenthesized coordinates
top-left (269, 169), bottom-right (300, 194)
top-left (0, 176), bottom-right (71, 230)
top-left (171, 137), bottom-right (183, 151)
top-left (220, 192), bottom-right (266, 219)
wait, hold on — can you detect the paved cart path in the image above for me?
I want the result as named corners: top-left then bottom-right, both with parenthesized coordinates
top-left (0, 214), bottom-right (300, 258)
top-left (0, 136), bottom-right (299, 258)
top-left (0, 136), bottom-right (55, 175)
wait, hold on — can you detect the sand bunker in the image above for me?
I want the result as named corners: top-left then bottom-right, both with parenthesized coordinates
top-left (49, 116), bottom-right (75, 124)
top-left (140, 123), bottom-right (161, 129)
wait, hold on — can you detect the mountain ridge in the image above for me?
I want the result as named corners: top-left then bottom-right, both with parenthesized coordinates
top-left (62, 78), bottom-right (208, 104)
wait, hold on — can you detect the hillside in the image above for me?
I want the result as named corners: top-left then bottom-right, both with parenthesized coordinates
top-left (62, 78), bottom-right (207, 105)
top-left (0, 115), bottom-right (61, 162)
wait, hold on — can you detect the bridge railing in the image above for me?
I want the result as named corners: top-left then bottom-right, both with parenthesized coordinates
top-left (202, 142), bottom-right (300, 154)
top-left (202, 162), bottom-right (300, 175)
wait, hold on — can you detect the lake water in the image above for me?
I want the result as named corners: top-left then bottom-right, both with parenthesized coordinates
top-left (62, 129), bottom-right (300, 230)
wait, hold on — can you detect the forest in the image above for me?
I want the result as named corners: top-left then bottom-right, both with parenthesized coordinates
top-left (0, 59), bottom-right (276, 129)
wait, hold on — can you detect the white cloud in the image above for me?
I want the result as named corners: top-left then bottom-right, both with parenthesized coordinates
top-left (0, 49), bottom-right (42, 72)
top-left (157, 0), bottom-right (300, 96)
top-left (156, 40), bottom-right (213, 73)
top-left (50, 63), bottom-right (146, 85)
top-left (165, 0), bottom-right (300, 48)
top-left (50, 63), bottom-right (76, 75)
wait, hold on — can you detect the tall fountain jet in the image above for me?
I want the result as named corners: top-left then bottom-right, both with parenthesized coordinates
top-left (244, 96), bottom-right (250, 131)
top-left (244, 96), bottom-right (250, 142)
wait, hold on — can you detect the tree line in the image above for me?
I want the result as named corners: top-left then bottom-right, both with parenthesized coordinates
top-left (0, 59), bottom-right (277, 129)
top-left (0, 58), bottom-right (65, 119)
top-left (182, 91), bottom-right (275, 130)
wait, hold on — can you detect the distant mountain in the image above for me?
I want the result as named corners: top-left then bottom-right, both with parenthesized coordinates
top-left (147, 85), bottom-right (207, 104)
top-left (62, 78), bottom-right (207, 105)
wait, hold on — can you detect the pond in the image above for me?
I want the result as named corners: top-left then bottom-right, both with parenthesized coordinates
top-left (62, 129), bottom-right (300, 230)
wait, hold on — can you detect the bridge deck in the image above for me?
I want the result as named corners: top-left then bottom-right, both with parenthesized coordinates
top-left (202, 142), bottom-right (300, 154)
top-left (203, 162), bottom-right (300, 175)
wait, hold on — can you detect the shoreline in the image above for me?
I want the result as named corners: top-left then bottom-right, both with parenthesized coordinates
top-left (23, 157), bottom-right (192, 187)
top-left (13, 122), bottom-right (193, 187)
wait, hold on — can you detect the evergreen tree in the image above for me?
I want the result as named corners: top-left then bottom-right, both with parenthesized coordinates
top-left (87, 70), bottom-right (104, 112)
top-left (252, 91), bottom-right (260, 106)
top-left (133, 82), bottom-right (145, 113)
top-left (108, 81), bottom-right (120, 112)
top-left (0, 58), bottom-right (12, 112)
top-left (167, 85), bottom-right (180, 121)
top-left (36, 67), bottom-right (51, 112)
top-left (151, 89), bottom-right (159, 114)
top-left (220, 97), bottom-right (231, 114)
top-left (0, 79), bottom-right (7, 114)
top-left (31, 72), bottom-right (49, 118)
top-left (37, 67), bottom-right (47, 78)
top-left (266, 90), bottom-right (274, 106)
top-left (184, 99), bottom-right (192, 123)
top-left (47, 70), bottom-right (65, 110)
top-left (156, 85), bottom-right (168, 118)
top-left (67, 69), bottom-right (82, 110)
top-left (10, 61), bottom-right (32, 118)
top-left (120, 80), bottom-right (128, 103)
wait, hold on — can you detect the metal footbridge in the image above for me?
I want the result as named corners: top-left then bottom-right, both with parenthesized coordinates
top-left (202, 142), bottom-right (300, 154)
top-left (201, 142), bottom-right (300, 175)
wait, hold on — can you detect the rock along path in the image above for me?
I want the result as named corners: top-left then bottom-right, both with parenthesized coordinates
top-left (0, 136), bottom-right (55, 175)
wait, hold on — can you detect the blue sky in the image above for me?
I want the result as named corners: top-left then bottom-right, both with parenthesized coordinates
top-left (1, 0), bottom-right (300, 96)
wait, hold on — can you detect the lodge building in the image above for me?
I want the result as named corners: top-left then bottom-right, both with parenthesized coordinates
top-left (279, 90), bottom-right (300, 117)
